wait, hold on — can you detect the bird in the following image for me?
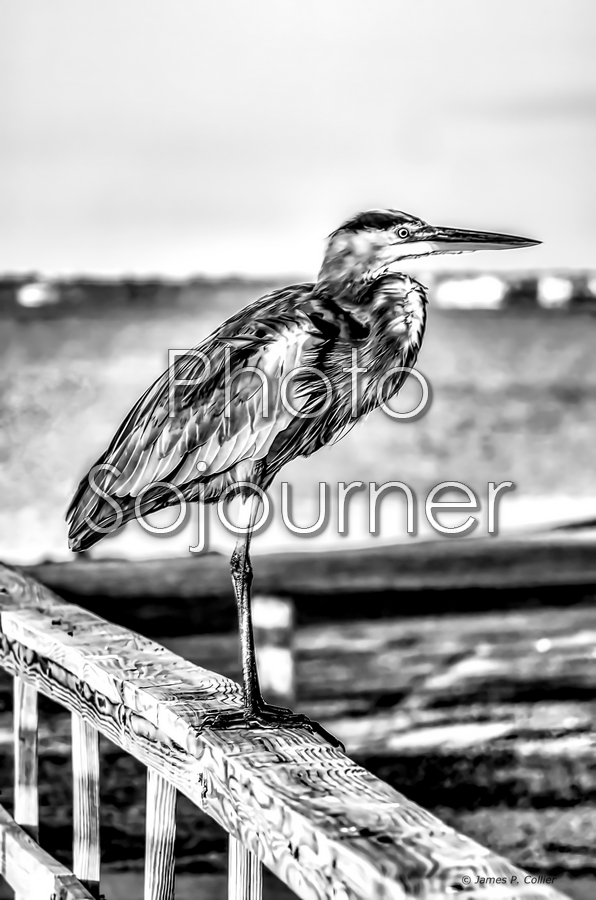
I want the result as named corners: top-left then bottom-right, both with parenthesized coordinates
top-left (66, 208), bottom-right (539, 747)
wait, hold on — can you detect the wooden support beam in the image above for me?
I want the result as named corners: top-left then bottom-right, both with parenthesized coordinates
top-left (19, 532), bottom-right (596, 636)
top-left (144, 769), bottom-right (176, 900)
top-left (228, 836), bottom-right (262, 900)
top-left (0, 803), bottom-right (94, 900)
top-left (13, 676), bottom-right (38, 842)
top-left (253, 595), bottom-right (295, 708)
top-left (0, 562), bottom-right (568, 900)
top-left (72, 714), bottom-right (101, 898)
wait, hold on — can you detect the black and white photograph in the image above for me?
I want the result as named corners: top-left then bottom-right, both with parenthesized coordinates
top-left (1, 2), bottom-right (595, 898)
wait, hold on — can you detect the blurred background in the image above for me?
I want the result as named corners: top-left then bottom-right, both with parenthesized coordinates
top-left (1, 2), bottom-right (596, 899)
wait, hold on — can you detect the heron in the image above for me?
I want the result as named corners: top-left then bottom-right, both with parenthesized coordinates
top-left (67, 208), bottom-right (538, 746)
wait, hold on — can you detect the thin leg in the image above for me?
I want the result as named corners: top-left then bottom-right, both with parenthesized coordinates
top-left (230, 533), bottom-right (261, 712)
top-left (202, 492), bottom-right (343, 749)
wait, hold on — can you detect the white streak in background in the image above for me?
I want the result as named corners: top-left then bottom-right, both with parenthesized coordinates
top-left (433, 276), bottom-right (506, 310)
top-left (256, 645), bottom-right (294, 700)
top-left (16, 282), bottom-right (59, 308)
top-left (252, 596), bottom-right (295, 704)
top-left (537, 276), bottom-right (573, 308)
top-left (586, 277), bottom-right (596, 296)
top-left (385, 722), bottom-right (515, 753)
top-left (252, 597), bottom-right (293, 630)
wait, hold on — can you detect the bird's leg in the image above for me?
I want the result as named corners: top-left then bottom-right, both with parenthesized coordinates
top-left (230, 534), bottom-right (263, 713)
top-left (201, 493), bottom-right (343, 749)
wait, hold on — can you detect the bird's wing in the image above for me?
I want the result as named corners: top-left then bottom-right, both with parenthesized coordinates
top-left (66, 284), bottom-right (336, 545)
top-left (112, 321), bottom-right (325, 498)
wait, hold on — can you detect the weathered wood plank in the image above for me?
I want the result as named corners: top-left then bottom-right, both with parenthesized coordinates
top-left (228, 836), bottom-right (262, 900)
top-left (18, 532), bottom-right (596, 634)
top-left (1, 597), bottom-right (594, 875)
top-left (2, 710), bottom-right (591, 878)
top-left (0, 563), bottom-right (569, 900)
top-left (0, 803), bottom-right (94, 899)
top-left (436, 804), bottom-right (596, 872)
top-left (13, 676), bottom-right (38, 843)
top-left (72, 714), bottom-right (101, 897)
top-left (144, 769), bottom-right (176, 900)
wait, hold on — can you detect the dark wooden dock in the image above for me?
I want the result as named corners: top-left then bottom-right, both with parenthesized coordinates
top-left (19, 531), bottom-right (596, 634)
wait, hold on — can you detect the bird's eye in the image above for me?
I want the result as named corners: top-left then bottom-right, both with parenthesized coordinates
top-left (397, 227), bottom-right (410, 239)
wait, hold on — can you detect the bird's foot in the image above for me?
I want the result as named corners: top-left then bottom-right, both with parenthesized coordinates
top-left (201, 701), bottom-right (344, 750)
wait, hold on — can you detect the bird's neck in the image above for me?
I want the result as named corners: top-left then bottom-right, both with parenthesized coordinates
top-left (354, 273), bottom-right (428, 415)
top-left (317, 232), bottom-right (390, 303)
top-left (316, 266), bottom-right (372, 305)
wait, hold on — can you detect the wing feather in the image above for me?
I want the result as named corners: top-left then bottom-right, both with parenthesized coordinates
top-left (118, 323), bottom-right (320, 493)
top-left (66, 282), bottom-right (339, 550)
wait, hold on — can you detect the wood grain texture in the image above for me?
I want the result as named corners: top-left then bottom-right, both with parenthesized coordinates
top-left (0, 803), bottom-right (94, 899)
top-left (0, 562), bottom-right (570, 900)
top-left (0, 602), bottom-right (593, 876)
top-left (13, 676), bottom-right (38, 842)
top-left (72, 713), bottom-right (101, 897)
top-left (144, 769), bottom-right (176, 900)
top-left (228, 836), bottom-right (262, 900)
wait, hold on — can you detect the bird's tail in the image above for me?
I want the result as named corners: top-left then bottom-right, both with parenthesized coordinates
top-left (66, 457), bottom-right (131, 552)
top-left (66, 458), bottom-right (197, 552)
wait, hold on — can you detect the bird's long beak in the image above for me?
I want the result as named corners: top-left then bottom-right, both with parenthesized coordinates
top-left (413, 224), bottom-right (541, 254)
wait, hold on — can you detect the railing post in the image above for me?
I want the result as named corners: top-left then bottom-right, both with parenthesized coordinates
top-left (228, 836), bottom-right (262, 900)
top-left (13, 677), bottom-right (39, 841)
top-left (72, 713), bottom-right (101, 898)
top-left (13, 676), bottom-right (39, 900)
top-left (144, 768), bottom-right (176, 900)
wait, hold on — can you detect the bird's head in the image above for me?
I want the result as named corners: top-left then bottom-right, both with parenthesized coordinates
top-left (318, 209), bottom-right (540, 299)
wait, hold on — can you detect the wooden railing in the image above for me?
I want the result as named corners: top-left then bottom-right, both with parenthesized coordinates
top-left (0, 562), bottom-right (568, 900)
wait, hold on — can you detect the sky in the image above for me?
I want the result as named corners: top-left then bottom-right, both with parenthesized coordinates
top-left (1, 0), bottom-right (596, 277)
